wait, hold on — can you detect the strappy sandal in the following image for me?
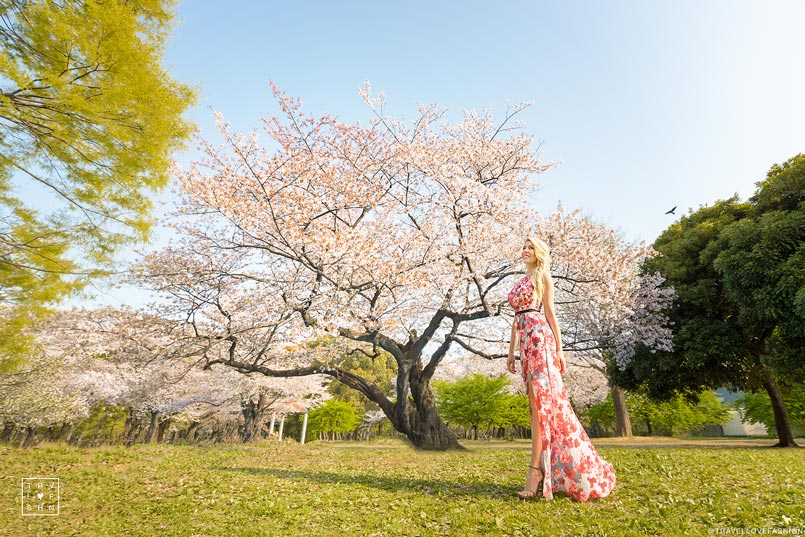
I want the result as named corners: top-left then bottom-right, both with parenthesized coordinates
top-left (517, 464), bottom-right (544, 500)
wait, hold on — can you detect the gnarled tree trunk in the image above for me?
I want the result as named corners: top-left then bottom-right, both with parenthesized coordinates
top-left (403, 365), bottom-right (463, 450)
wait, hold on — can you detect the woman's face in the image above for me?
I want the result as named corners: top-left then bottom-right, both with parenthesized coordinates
top-left (522, 240), bottom-right (537, 264)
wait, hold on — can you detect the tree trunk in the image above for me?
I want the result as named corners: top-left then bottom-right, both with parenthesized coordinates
top-left (612, 385), bottom-right (633, 437)
top-left (186, 421), bottom-right (200, 444)
top-left (44, 424), bottom-right (59, 441)
top-left (342, 356), bottom-right (461, 449)
top-left (124, 408), bottom-right (143, 446)
top-left (241, 392), bottom-right (269, 443)
top-left (21, 426), bottom-right (37, 448)
top-left (402, 365), bottom-right (463, 450)
top-left (1, 423), bottom-right (16, 442)
top-left (225, 420), bottom-right (240, 443)
top-left (268, 413), bottom-right (276, 436)
top-left (277, 415), bottom-right (286, 442)
top-left (92, 412), bottom-right (109, 446)
top-left (214, 340), bottom-right (463, 449)
top-left (761, 367), bottom-right (800, 448)
top-left (144, 411), bottom-right (160, 444)
top-left (157, 419), bottom-right (171, 443)
top-left (56, 422), bottom-right (73, 442)
top-left (67, 417), bottom-right (88, 446)
top-left (300, 412), bottom-right (309, 445)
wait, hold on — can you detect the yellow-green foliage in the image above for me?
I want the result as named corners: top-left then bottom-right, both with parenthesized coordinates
top-left (588, 389), bottom-right (730, 435)
top-left (326, 347), bottom-right (396, 413)
top-left (66, 403), bottom-right (130, 445)
top-left (308, 399), bottom-right (361, 438)
top-left (0, 0), bottom-right (196, 369)
top-left (433, 374), bottom-right (523, 432)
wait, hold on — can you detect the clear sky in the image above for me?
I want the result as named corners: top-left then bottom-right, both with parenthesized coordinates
top-left (164, 0), bottom-right (805, 238)
top-left (80, 0), bottom-right (805, 306)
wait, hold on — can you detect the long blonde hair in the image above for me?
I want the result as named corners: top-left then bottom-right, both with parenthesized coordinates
top-left (525, 237), bottom-right (551, 306)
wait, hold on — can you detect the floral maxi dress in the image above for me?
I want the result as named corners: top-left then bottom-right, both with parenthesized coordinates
top-left (508, 274), bottom-right (616, 501)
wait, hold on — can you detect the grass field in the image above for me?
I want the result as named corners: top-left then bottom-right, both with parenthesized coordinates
top-left (2, 437), bottom-right (803, 536)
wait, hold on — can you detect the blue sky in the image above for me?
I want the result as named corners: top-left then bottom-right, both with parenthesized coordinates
top-left (74, 0), bottom-right (805, 306)
top-left (164, 0), bottom-right (805, 241)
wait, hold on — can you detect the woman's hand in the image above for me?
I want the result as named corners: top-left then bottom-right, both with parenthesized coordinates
top-left (506, 353), bottom-right (517, 374)
top-left (557, 348), bottom-right (566, 375)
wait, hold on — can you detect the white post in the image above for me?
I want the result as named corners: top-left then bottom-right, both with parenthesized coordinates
top-left (278, 414), bottom-right (285, 442)
top-left (268, 413), bottom-right (276, 436)
top-left (300, 412), bottom-right (309, 445)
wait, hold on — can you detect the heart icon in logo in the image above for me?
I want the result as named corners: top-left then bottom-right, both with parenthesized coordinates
top-left (36, 492), bottom-right (44, 500)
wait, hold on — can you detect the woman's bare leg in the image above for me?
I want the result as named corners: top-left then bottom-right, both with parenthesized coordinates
top-left (528, 379), bottom-right (543, 469)
top-left (519, 377), bottom-right (544, 497)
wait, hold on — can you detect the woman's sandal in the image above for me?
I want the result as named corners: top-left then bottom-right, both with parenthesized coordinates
top-left (517, 464), bottom-right (544, 499)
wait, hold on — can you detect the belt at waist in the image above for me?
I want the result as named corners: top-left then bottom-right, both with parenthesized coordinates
top-left (515, 308), bottom-right (539, 315)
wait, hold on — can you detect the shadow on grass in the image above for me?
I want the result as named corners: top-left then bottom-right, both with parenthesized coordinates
top-left (209, 465), bottom-right (546, 501)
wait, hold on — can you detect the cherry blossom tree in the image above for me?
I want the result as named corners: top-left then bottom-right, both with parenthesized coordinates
top-left (433, 208), bottom-right (673, 436)
top-left (0, 307), bottom-right (326, 446)
top-left (537, 211), bottom-right (675, 436)
top-left (0, 350), bottom-right (92, 446)
top-left (135, 84), bottom-right (671, 449)
top-left (0, 309), bottom-right (137, 446)
top-left (63, 308), bottom-right (328, 444)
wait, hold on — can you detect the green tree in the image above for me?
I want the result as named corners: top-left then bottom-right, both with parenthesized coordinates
top-left (327, 348), bottom-right (396, 414)
top-left (307, 400), bottom-right (361, 441)
top-left (433, 374), bottom-right (510, 440)
top-left (495, 392), bottom-right (531, 430)
top-left (589, 389), bottom-right (729, 436)
top-left (647, 391), bottom-right (729, 436)
top-left (0, 0), bottom-right (195, 368)
top-left (587, 396), bottom-right (615, 433)
top-left (712, 156), bottom-right (805, 387)
top-left (614, 154), bottom-right (805, 446)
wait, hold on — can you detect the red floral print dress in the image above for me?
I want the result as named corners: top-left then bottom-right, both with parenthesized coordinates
top-left (508, 274), bottom-right (616, 501)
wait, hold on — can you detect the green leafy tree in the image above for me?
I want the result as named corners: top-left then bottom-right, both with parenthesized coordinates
top-left (587, 396), bottom-right (615, 433)
top-left (495, 392), bottom-right (531, 430)
top-left (0, 0), bottom-right (195, 368)
top-left (646, 390), bottom-right (729, 436)
top-left (433, 374), bottom-right (510, 440)
top-left (614, 154), bottom-right (805, 446)
top-left (307, 399), bottom-right (361, 441)
top-left (326, 348), bottom-right (396, 414)
top-left (589, 389), bottom-right (729, 436)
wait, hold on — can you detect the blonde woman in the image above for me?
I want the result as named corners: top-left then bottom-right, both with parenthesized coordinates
top-left (507, 237), bottom-right (616, 501)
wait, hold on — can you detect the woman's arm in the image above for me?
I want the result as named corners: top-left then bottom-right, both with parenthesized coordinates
top-left (541, 270), bottom-right (566, 374)
top-left (506, 316), bottom-right (518, 374)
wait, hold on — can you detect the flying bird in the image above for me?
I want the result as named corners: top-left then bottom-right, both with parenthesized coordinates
top-left (665, 206), bottom-right (677, 215)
